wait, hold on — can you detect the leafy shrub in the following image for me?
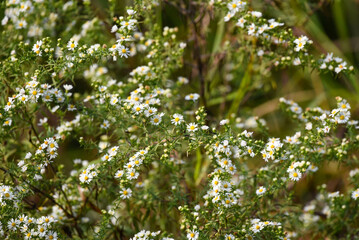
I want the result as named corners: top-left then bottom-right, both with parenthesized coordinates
top-left (0, 0), bottom-right (358, 239)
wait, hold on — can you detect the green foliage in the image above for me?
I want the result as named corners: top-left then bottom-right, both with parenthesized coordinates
top-left (0, 0), bottom-right (359, 239)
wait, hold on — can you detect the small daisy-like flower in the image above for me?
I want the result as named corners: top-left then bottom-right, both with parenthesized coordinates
top-left (101, 154), bottom-right (112, 161)
top-left (187, 123), bottom-right (198, 132)
top-left (46, 231), bottom-right (58, 240)
top-left (111, 25), bottom-right (118, 33)
top-left (120, 188), bottom-right (132, 199)
top-left (294, 35), bottom-right (309, 52)
top-left (3, 118), bottom-right (12, 126)
top-left (133, 104), bottom-right (144, 114)
top-left (127, 169), bottom-right (139, 180)
top-left (144, 107), bottom-right (157, 117)
top-left (201, 125), bottom-right (209, 130)
top-left (151, 113), bottom-right (164, 125)
top-left (236, 17), bottom-right (246, 28)
top-left (114, 170), bottom-right (124, 179)
top-left (338, 100), bottom-right (350, 111)
top-left (67, 39), bottom-right (78, 51)
top-left (351, 188), bottom-right (359, 200)
top-left (101, 120), bottom-right (110, 129)
top-left (250, 222), bottom-right (264, 233)
top-left (307, 164), bottom-right (318, 172)
top-left (17, 19), bottom-right (27, 29)
top-left (79, 173), bottom-right (92, 183)
top-left (32, 40), bottom-right (43, 56)
top-left (38, 224), bottom-right (47, 237)
top-left (187, 230), bottom-right (199, 240)
top-left (256, 186), bottom-right (266, 195)
top-left (185, 93), bottom-right (200, 102)
top-left (178, 77), bottom-right (189, 84)
top-left (289, 170), bottom-right (302, 181)
top-left (293, 58), bottom-right (301, 66)
top-left (7, 218), bottom-right (17, 230)
top-left (335, 61), bottom-right (347, 73)
top-left (63, 84), bottom-right (73, 91)
top-left (68, 104), bottom-right (76, 111)
top-left (171, 113), bottom-right (184, 125)
top-left (118, 45), bottom-right (129, 58)
top-left (220, 119), bottom-right (229, 125)
top-left (225, 234), bottom-right (235, 240)
top-left (110, 96), bottom-right (119, 105)
top-left (224, 12), bottom-right (233, 22)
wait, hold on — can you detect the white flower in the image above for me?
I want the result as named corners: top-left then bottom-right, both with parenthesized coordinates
top-left (247, 23), bottom-right (256, 35)
top-left (352, 188), bottom-right (359, 200)
top-left (144, 107), bottom-right (157, 117)
top-left (67, 39), bottom-right (78, 51)
top-left (224, 12), bottom-right (233, 22)
top-left (250, 222), bottom-right (264, 233)
top-left (187, 230), bottom-right (199, 240)
top-left (250, 11), bottom-right (263, 18)
top-left (187, 123), bottom-right (198, 132)
top-left (289, 170), bottom-right (302, 181)
top-left (16, 19), bottom-right (27, 29)
top-left (120, 188), bottom-right (132, 199)
top-left (335, 61), bottom-right (347, 73)
top-left (3, 118), bottom-right (12, 126)
top-left (220, 119), bottom-right (229, 125)
top-left (293, 58), bottom-right (301, 66)
top-left (133, 104), bottom-right (144, 114)
top-left (294, 36), bottom-right (309, 52)
top-left (171, 113), bottom-right (184, 125)
top-left (151, 113), bottom-right (164, 125)
top-left (101, 120), bottom-right (110, 129)
top-left (79, 173), bottom-right (92, 183)
top-left (256, 186), bottom-right (266, 195)
top-left (227, 0), bottom-right (245, 14)
top-left (307, 164), bottom-right (318, 172)
top-left (178, 76), bottom-right (189, 84)
top-left (236, 17), bottom-right (246, 28)
top-left (111, 25), bottom-right (118, 33)
top-left (185, 93), bottom-right (200, 101)
top-left (118, 45), bottom-right (129, 58)
top-left (201, 125), bottom-right (209, 130)
top-left (32, 40), bottom-right (43, 56)
top-left (179, 42), bottom-right (187, 49)
top-left (127, 9), bottom-right (136, 15)
top-left (63, 84), bottom-right (73, 91)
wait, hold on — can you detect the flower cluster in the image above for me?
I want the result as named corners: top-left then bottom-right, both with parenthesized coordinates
top-left (249, 218), bottom-right (281, 234)
top-left (7, 215), bottom-right (58, 240)
top-left (217, 0), bottom-right (354, 74)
